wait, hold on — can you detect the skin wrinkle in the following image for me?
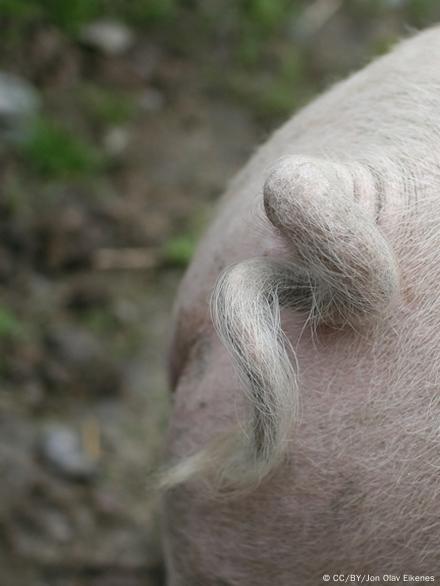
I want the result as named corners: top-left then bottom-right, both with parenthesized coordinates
top-left (168, 306), bottom-right (212, 391)
top-left (162, 26), bottom-right (440, 585)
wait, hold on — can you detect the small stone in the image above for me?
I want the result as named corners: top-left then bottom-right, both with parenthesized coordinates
top-left (44, 324), bottom-right (122, 396)
top-left (46, 325), bottom-right (103, 368)
top-left (64, 280), bottom-right (109, 312)
top-left (139, 88), bottom-right (164, 113)
top-left (113, 299), bottom-right (139, 324)
top-left (103, 126), bottom-right (130, 157)
top-left (80, 20), bottom-right (135, 56)
top-left (0, 72), bottom-right (40, 144)
top-left (22, 381), bottom-right (45, 408)
top-left (129, 42), bottom-right (161, 81)
top-left (39, 423), bottom-right (98, 481)
top-left (43, 508), bottom-right (73, 544)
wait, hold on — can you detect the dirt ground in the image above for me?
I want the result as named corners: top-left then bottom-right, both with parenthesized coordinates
top-left (1, 2), bottom-right (439, 585)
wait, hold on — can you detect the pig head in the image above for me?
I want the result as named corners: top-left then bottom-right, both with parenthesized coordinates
top-left (162, 27), bottom-right (440, 585)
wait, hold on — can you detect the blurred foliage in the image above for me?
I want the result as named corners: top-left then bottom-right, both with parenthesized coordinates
top-left (1, 0), bottom-right (440, 193)
top-left (0, 0), bottom-right (178, 33)
top-left (160, 205), bottom-right (210, 268)
top-left (22, 116), bottom-right (103, 178)
top-left (80, 307), bottom-right (118, 335)
top-left (0, 305), bottom-right (25, 340)
top-left (0, 0), bottom-right (42, 21)
top-left (0, 0), bottom-right (439, 173)
top-left (406, 0), bottom-right (440, 24)
top-left (1, 0), bottom-right (439, 37)
top-left (162, 234), bottom-right (197, 268)
top-left (222, 50), bottom-right (309, 122)
top-left (0, 0), bottom-right (95, 35)
top-left (1, 0), bottom-right (439, 185)
top-left (2, 176), bottom-right (32, 217)
top-left (106, 0), bottom-right (179, 24)
top-left (242, 0), bottom-right (292, 29)
top-left (237, 0), bottom-right (301, 63)
top-left (79, 84), bottom-right (137, 126)
top-left (0, 0), bottom-right (297, 33)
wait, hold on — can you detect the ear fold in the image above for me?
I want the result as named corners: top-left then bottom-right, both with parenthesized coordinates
top-left (263, 155), bottom-right (399, 327)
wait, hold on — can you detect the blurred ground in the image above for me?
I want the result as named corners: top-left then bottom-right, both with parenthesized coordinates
top-left (0, 1), bottom-right (439, 585)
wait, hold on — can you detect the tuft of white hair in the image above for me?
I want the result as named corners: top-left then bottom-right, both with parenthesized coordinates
top-left (159, 155), bottom-right (399, 494)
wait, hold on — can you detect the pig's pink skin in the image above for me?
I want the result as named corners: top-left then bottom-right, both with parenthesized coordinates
top-left (163, 28), bottom-right (440, 584)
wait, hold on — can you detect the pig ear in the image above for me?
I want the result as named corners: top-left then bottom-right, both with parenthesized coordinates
top-left (158, 156), bottom-right (400, 494)
top-left (263, 155), bottom-right (399, 327)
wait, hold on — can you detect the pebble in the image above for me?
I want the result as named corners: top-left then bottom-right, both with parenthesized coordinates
top-left (139, 88), bottom-right (164, 113)
top-left (39, 423), bottom-right (98, 481)
top-left (80, 20), bottom-right (135, 56)
top-left (103, 126), bottom-right (130, 157)
top-left (46, 325), bottom-right (103, 368)
top-left (0, 71), bottom-right (40, 144)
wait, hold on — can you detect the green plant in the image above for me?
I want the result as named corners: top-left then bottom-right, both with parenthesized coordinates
top-left (0, 306), bottom-right (25, 340)
top-left (241, 0), bottom-right (293, 31)
top-left (1, 177), bottom-right (32, 218)
top-left (80, 84), bottom-right (136, 126)
top-left (0, 0), bottom-right (42, 21)
top-left (0, 0), bottom-right (100, 34)
top-left (81, 308), bottom-right (118, 335)
top-left (109, 0), bottom-right (179, 24)
top-left (222, 47), bottom-right (313, 125)
top-left (162, 234), bottom-right (197, 267)
top-left (370, 33), bottom-right (398, 57)
top-left (22, 116), bottom-right (103, 178)
top-left (0, 0), bottom-right (179, 37)
top-left (406, 0), bottom-right (439, 26)
top-left (37, 0), bottom-right (101, 32)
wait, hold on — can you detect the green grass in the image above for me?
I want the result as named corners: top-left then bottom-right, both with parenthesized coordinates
top-left (2, 176), bottom-right (32, 218)
top-left (241, 0), bottom-right (300, 33)
top-left (161, 206), bottom-right (211, 268)
top-left (221, 48), bottom-right (314, 124)
top-left (162, 234), bottom-right (197, 268)
top-left (0, 0), bottom-right (179, 36)
top-left (0, 306), bottom-right (25, 340)
top-left (236, 0), bottom-right (296, 62)
top-left (81, 308), bottom-right (118, 335)
top-left (107, 0), bottom-right (178, 25)
top-left (35, 0), bottom-right (100, 32)
top-left (22, 116), bottom-right (103, 179)
top-left (1, 0), bottom-right (439, 39)
top-left (0, 0), bottom-right (98, 35)
top-left (406, 0), bottom-right (440, 25)
top-left (80, 84), bottom-right (137, 126)
top-left (0, 0), bottom-right (42, 22)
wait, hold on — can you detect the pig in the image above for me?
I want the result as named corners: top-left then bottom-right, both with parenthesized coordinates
top-left (161, 26), bottom-right (440, 585)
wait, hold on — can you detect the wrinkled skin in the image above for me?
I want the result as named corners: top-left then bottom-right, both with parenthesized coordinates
top-left (162, 28), bottom-right (440, 584)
